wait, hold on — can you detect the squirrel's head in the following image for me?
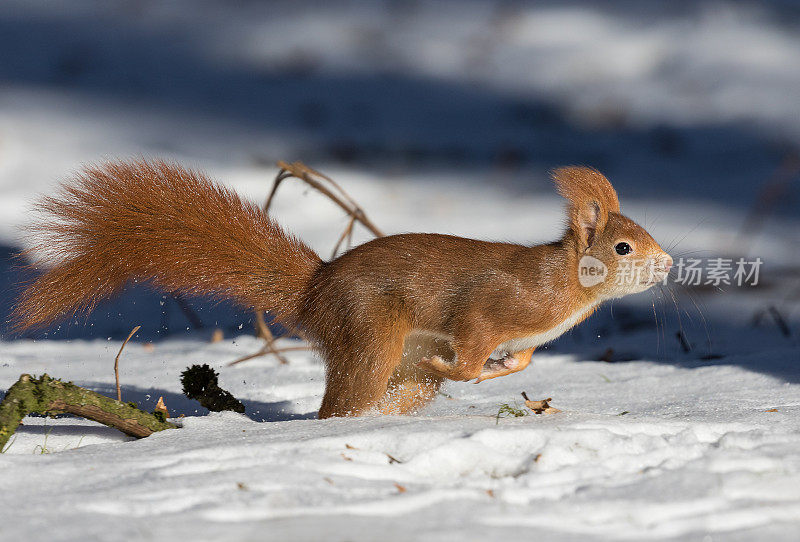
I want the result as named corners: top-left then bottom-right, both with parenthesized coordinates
top-left (552, 166), bottom-right (672, 301)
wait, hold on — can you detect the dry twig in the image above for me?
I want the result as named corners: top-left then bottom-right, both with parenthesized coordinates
top-left (227, 344), bottom-right (312, 367)
top-left (265, 161), bottom-right (383, 240)
top-left (114, 325), bottom-right (141, 402)
top-left (232, 161), bottom-right (384, 366)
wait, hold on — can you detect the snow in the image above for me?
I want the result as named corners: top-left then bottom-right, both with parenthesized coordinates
top-left (1, 1), bottom-right (800, 541)
top-left (3, 336), bottom-right (799, 541)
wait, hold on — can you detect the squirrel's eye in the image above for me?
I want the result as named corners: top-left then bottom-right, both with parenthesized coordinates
top-left (615, 242), bottom-right (632, 255)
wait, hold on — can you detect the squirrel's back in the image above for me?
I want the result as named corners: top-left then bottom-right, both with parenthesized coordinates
top-left (12, 159), bottom-right (322, 332)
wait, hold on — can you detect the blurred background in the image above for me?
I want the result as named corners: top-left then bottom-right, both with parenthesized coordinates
top-left (0, 1), bottom-right (797, 368)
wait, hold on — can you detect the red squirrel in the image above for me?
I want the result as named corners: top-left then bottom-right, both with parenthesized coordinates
top-left (12, 160), bottom-right (672, 418)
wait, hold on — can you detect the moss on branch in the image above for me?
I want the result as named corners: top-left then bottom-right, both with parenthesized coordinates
top-left (0, 374), bottom-right (176, 451)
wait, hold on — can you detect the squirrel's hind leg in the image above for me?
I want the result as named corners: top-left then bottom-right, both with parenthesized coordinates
top-left (317, 319), bottom-right (410, 419)
top-left (378, 333), bottom-right (450, 414)
top-left (380, 365), bottom-right (444, 415)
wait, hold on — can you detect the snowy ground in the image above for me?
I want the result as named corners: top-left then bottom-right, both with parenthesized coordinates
top-left (1, 1), bottom-right (800, 541)
top-left (2, 330), bottom-right (800, 541)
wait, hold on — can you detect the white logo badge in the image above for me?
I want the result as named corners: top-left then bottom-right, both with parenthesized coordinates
top-left (578, 255), bottom-right (607, 287)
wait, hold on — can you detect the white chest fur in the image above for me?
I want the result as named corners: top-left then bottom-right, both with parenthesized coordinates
top-left (492, 304), bottom-right (597, 356)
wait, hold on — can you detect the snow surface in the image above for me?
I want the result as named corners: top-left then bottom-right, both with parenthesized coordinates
top-left (1, 1), bottom-right (799, 541)
top-left (2, 334), bottom-right (799, 541)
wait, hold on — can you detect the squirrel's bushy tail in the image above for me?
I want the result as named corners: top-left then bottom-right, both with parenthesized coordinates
top-left (12, 159), bottom-right (322, 332)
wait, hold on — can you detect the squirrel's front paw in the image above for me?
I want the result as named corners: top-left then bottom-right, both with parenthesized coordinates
top-left (474, 357), bottom-right (512, 383)
top-left (474, 349), bottom-right (533, 383)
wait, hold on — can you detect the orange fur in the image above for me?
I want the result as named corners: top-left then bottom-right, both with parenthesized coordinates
top-left (552, 166), bottom-right (620, 249)
top-left (13, 160), bottom-right (320, 331)
top-left (12, 160), bottom-right (671, 418)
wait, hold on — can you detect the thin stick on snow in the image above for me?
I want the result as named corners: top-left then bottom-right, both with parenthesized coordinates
top-left (227, 344), bottom-right (312, 367)
top-left (114, 325), bottom-right (141, 402)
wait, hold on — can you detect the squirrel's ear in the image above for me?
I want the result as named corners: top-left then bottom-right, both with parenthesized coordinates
top-left (551, 166), bottom-right (620, 250)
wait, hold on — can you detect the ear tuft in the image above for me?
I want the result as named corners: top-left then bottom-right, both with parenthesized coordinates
top-left (551, 166), bottom-right (620, 249)
top-left (551, 166), bottom-right (620, 214)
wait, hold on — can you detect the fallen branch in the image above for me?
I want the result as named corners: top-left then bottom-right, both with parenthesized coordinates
top-left (0, 374), bottom-right (176, 450)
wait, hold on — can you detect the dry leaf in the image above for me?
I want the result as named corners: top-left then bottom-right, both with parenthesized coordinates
top-left (486, 489), bottom-right (495, 498)
top-left (765, 408), bottom-right (779, 412)
top-left (387, 453), bottom-right (402, 464)
top-left (394, 483), bottom-right (406, 493)
top-left (324, 477), bottom-right (335, 485)
top-left (211, 329), bottom-right (224, 343)
top-left (345, 443), bottom-right (358, 450)
top-left (341, 453), bottom-right (353, 461)
top-left (521, 392), bottom-right (561, 414)
top-left (142, 342), bottom-right (155, 353)
top-left (154, 396), bottom-right (170, 418)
